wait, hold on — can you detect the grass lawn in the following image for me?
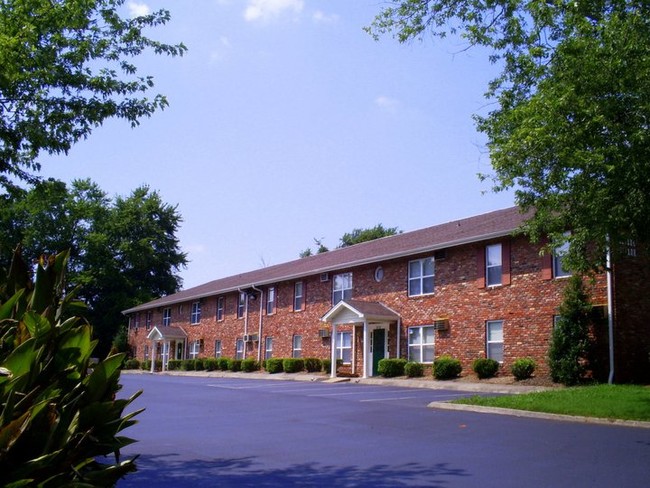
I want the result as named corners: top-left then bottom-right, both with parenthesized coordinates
top-left (453, 384), bottom-right (650, 421)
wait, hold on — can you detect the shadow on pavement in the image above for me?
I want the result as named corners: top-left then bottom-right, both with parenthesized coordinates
top-left (117, 452), bottom-right (470, 487)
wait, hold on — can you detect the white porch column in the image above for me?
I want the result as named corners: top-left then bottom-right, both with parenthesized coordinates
top-left (150, 341), bottom-right (157, 373)
top-left (362, 320), bottom-right (369, 379)
top-left (330, 324), bottom-right (337, 378)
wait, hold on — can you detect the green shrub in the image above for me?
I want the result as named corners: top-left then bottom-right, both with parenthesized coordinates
top-left (304, 357), bottom-right (322, 372)
top-left (511, 358), bottom-right (537, 380)
top-left (124, 358), bottom-right (141, 370)
top-left (241, 358), bottom-right (259, 372)
top-left (472, 358), bottom-right (500, 379)
top-left (283, 358), bottom-right (305, 373)
top-left (322, 358), bottom-right (332, 373)
top-left (180, 359), bottom-right (195, 371)
top-left (266, 357), bottom-right (284, 373)
top-left (167, 359), bottom-right (181, 371)
top-left (433, 355), bottom-right (462, 380)
top-left (404, 361), bottom-right (424, 378)
top-left (141, 359), bottom-right (151, 371)
top-left (377, 358), bottom-right (407, 377)
top-left (194, 358), bottom-right (205, 371)
top-left (203, 358), bottom-right (219, 371)
top-left (216, 357), bottom-right (230, 371)
top-left (227, 358), bottom-right (242, 372)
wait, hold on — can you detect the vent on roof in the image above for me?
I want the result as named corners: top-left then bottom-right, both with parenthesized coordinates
top-left (434, 249), bottom-right (447, 261)
top-left (320, 273), bottom-right (329, 282)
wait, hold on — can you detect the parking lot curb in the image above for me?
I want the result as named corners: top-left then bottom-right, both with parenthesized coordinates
top-left (427, 401), bottom-right (650, 429)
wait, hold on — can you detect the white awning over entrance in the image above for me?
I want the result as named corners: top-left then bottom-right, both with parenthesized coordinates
top-left (321, 300), bottom-right (400, 379)
top-left (146, 326), bottom-right (188, 372)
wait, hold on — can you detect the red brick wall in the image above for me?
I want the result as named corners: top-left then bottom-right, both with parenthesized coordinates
top-left (129, 235), bottom-right (616, 379)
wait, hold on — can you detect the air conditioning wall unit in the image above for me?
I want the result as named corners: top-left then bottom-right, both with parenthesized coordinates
top-left (434, 249), bottom-right (447, 261)
top-left (433, 319), bottom-right (449, 331)
top-left (320, 273), bottom-right (329, 282)
top-left (318, 329), bottom-right (331, 338)
top-left (243, 334), bottom-right (259, 342)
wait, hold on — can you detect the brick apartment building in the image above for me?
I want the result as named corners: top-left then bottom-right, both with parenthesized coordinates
top-left (124, 206), bottom-right (650, 382)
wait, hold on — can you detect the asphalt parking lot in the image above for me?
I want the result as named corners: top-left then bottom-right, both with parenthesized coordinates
top-left (117, 374), bottom-right (650, 487)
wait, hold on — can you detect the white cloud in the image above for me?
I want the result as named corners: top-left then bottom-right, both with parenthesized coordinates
top-left (244, 0), bottom-right (304, 22)
top-left (127, 2), bottom-right (151, 17)
top-left (312, 10), bottom-right (339, 23)
top-left (374, 95), bottom-right (401, 112)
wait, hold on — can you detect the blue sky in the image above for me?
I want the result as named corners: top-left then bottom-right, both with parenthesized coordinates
top-left (42, 0), bottom-right (515, 289)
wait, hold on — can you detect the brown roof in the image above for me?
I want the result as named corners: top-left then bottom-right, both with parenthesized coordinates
top-left (123, 206), bottom-right (527, 314)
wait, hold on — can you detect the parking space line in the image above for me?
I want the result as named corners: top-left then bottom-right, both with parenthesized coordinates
top-left (359, 396), bottom-right (417, 402)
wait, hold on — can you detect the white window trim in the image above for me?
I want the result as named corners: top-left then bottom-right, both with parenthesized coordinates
top-left (237, 292), bottom-right (246, 319)
top-left (216, 297), bottom-right (224, 321)
top-left (486, 320), bottom-right (504, 363)
top-left (553, 232), bottom-right (572, 278)
top-left (214, 340), bottom-right (222, 358)
top-left (235, 338), bottom-right (244, 360)
top-left (266, 287), bottom-right (276, 315)
top-left (486, 243), bottom-right (503, 287)
top-left (265, 337), bottom-right (273, 360)
top-left (335, 331), bottom-right (352, 364)
top-left (294, 281), bottom-right (304, 311)
top-left (190, 301), bottom-right (201, 325)
top-left (332, 272), bottom-right (353, 304)
top-left (407, 325), bottom-right (435, 363)
top-left (292, 335), bottom-right (302, 358)
top-left (189, 340), bottom-right (201, 359)
top-left (162, 307), bottom-right (171, 327)
top-left (408, 257), bottom-right (435, 297)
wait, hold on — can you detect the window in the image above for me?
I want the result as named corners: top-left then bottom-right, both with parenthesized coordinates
top-left (235, 339), bottom-right (244, 360)
top-left (332, 272), bottom-right (352, 304)
top-left (553, 233), bottom-right (571, 278)
top-left (408, 326), bottom-right (435, 363)
top-left (216, 297), bottom-right (224, 321)
top-left (134, 313), bottom-right (140, 329)
top-left (408, 258), bottom-right (435, 296)
top-left (265, 337), bottom-right (273, 360)
top-left (189, 340), bottom-right (201, 359)
top-left (266, 287), bottom-right (276, 315)
top-left (335, 331), bottom-right (352, 364)
top-left (294, 281), bottom-right (304, 311)
top-left (214, 340), bottom-right (222, 358)
top-left (237, 292), bottom-right (246, 319)
top-left (190, 301), bottom-right (201, 324)
top-left (144, 345), bottom-right (149, 361)
top-left (162, 307), bottom-right (171, 327)
top-left (292, 335), bottom-right (302, 358)
top-left (486, 244), bottom-right (502, 286)
top-left (486, 320), bottom-right (504, 362)
top-left (145, 311), bottom-right (152, 330)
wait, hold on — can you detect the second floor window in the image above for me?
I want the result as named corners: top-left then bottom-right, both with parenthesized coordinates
top-left (162, 307), bottom-right (171, 327)
top-left (486, 244), bottom-right (502, 286)
top-left (408, 257), bottom-right (434, 296)
top-left (266, 287), bottom-right (276, 315)
top-left (294, 281), bottom-right (304, 311)
top-left (237, 292), bottom-right (246, 319)
top-left (145, 311), bottom-right (152, 330)
top-left (332, 272), bottom-right (352, 304)
top-left (216, 296), bottom-right (224, 321)
top-left (553, 238), bottom-right (571, 278)
top-left (191, 301), bottom-right (201, 324)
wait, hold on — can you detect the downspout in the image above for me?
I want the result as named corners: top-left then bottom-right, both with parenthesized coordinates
top-left (251, 285), bottom-right (264, 363)
top-left (238, 288), bottom-right (249, 359)
top-left (606, 240), bottom-right (615, 384)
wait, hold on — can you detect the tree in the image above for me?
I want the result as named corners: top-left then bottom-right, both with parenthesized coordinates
top-left (0, 248), bottom-right (142, 485)
top-left (367, 1), bottom-right (650, 272)
top-left (339, 224), bottom-right (400, 247)
top-left (548, 274), bottom-right (593, 385)
top-left (0, 0), bottom-right (186, 186)
top-left (0, 180), bottom-right (187, 356)
top-left (299, 225), bottom-right (400, 257)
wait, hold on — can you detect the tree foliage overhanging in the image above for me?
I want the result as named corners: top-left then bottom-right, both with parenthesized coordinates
top-left (0, 0), bottom-right (186, 186)
top-left (368, 1), bottom-right (650, 272)
top-left (0, 178), bottom-right (188, 356)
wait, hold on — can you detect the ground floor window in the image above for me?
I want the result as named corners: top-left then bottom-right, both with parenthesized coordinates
top-left (214, 340), bottom-right (222, 358)
top-left (486, 320), bottom-right (504, 362)
top-left (335, 331), bottom-right (352, 364)
top-left (189, 340), bottom-right (201, 359)
top-left (235, 339), bottom-right (244, 360)
top-left (408, 326), bottom-right (435, 363)
top-left (292, 335), bottom-right (302, 358)
top-left (265, 337), bottom-right (273, 360)
top-left (144, 345), bottom-right (149, 361)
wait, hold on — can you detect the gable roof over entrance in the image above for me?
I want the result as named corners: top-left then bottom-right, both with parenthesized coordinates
top-left (124, 206), bottom-right (528, 315)
top-left (146, 326), bottom-right (188, 342)
top-left (322, 300), bottom-right (400, 325)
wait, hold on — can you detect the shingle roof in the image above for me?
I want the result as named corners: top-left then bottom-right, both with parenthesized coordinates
top-left (123, 206), bottom-right (527, 314)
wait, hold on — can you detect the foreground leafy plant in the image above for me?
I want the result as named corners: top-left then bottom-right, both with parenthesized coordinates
top-left (0, 248), bottom-right (143, 487)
